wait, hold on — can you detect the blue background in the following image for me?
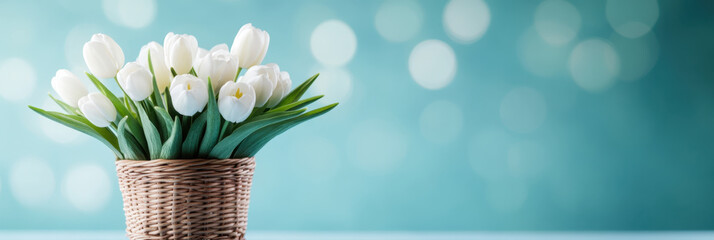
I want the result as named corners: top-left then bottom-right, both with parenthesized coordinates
top-left (1, 0), bottom-right (714, 231)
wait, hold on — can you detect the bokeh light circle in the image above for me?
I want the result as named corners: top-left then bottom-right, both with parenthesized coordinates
top-left (500, 87), bottom-right (548, 133)
top-left (443, 0), bottom-right (491, 43)
top-left (10, 157), bottom-right (55, 208)
top-left (375, 0), bottom-right (423, 42)
top-left (534, 0), bottom-right (581, 45)
top-left (311, 20), bottom-right (358, 66)
top-left (62, 164), bottom-right (111, 212)
top-left (347, 119), bottom-right (408, 174)
top-left (610, 32), bottom-right (659, 81)
top-left (102, 0), bottom-right (157, 29)
top-left (312, 67), bottom-right (353, 104)
top-left (409, 40), bottom-right (457, 90)
top-left (0, 58), bottom-right (36, 101)
top-left (569, 39), bottom-right (620, 92)
top-left (606, 0), bottom-right (659, 39)
top-left (419, 100), bottom-right (464, 143)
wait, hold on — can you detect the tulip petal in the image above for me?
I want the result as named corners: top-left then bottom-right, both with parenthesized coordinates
top-left (51, 69), bottom-right (88, 107)
top-left (84, 41), bottom-right (120, 78)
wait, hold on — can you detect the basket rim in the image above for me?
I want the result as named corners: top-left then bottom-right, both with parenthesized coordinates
top-left (115, 157), bottom-right (255, 167)
top-left (116, 157), bottom-right (254, 162)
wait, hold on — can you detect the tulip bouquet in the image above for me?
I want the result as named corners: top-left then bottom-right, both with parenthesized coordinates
top-left (29, 24), bottom-right (337, 160)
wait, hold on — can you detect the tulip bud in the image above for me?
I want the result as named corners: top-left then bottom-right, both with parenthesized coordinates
top-left (78, 92), bottom-right (117, 128)
top-left (195, 44), bottom-right (239, 93)
top-left (137, 41), bottom-right (171, 92)
top-left (238, 63), bottom-right (280, 107)
top-left (83, 33), bottom-right (125, 79)
top-left (230, 23), bottom-right (270, 69)
top-left (163, 32), bottom-right (198, 75)
top-left (117, 62), bottom-right (154, 101)
top-left (51, 69), bottom-right (88, 107)
top-left (218, 81), bottom-right (256, 123)
top-left (265, 71), bottom-right (292, 108)
top-left (169, 74), bottom-right (209, 116)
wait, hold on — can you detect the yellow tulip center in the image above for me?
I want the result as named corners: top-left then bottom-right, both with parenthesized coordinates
top-left (234, 87), bottom-right (243, 99)
top-left (187, 83), bottom-right (192, 90)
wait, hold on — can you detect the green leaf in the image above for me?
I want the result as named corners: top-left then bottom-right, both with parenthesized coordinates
top-left (121, 96), bottom-right (133, 116)
top-left (189, 67), bottom-right (197, 77)
top-left (48, 94), bottom-right (80, 115)
top-left (87, 72), bottom-right (147, 148)
top-left (209, 109), bottom-right (305, 159)
top-left (181, 112), bottom-right (207, 158)
top-left (234, 103), bottom-right (338, 158)
top-left (244, 107), bottom-right (266, 122)
top-left (86, 73), bottom-right (130, 117)
top-left (268, 95), bottom-right (323, 113)
top-left (147, 51), bottom-right (165, 109)
top-left (218, 121), bottom-right (232, 140)
top-left (276, 73), bottom-right (318, 107)
top-left (154, 107), bottom-right (173, 141)
top-left (170, 68), bottom-right (177, 77)
top-left (117, 116), bottom-right (146, 160)
top-left (198, 78), bottom-right (220, 157)
top-left (164, 86), bottom-right (178, 118)
top-left (159, 116), bottom-right (182, 159)
top-left (137, 104), bottom-right (162, 159)
top-left (29, 106), bottom-right (122, 158)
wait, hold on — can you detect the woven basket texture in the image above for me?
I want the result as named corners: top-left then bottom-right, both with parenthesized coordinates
top-left (116, 158), bottom-right (255, 240)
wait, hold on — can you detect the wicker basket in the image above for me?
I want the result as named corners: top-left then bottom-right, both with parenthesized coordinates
top-left (116, 158), bottom-right (256, 240)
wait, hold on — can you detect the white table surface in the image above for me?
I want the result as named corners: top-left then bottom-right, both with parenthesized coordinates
top-left (1, 231), bottom-right (713, 240)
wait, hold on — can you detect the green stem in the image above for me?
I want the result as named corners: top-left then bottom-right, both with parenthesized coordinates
top-left (114, 77), bottom-right (130, 97)
top-left (181, 115), bottom-right (190, 128)
top-left (234, 67), bottom-right (243, 81)
top-left (147, 99), bottom-right (155, 108)
top-left (219, 120), bottom-right (231, 140)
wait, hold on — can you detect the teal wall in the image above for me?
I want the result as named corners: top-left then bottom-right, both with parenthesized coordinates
top-left (1, 0), bottom-right (713, 230)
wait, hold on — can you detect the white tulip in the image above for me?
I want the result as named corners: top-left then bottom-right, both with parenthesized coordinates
top-left (238, 63), bottom-right (280, 107)
top-left (83, 33), bottom-right (124, 78)
top-left (117, 62), bottom-right (154, 101)
top-left (169, 74), bottom-right (209, 116)
top-left (265, 71), bottom-right (292, 108)
top-left (137, 41), bottom-right (171, 92)
top-left (78, 92), bottom-right (117, 128)
top-left (230, 23), bottom-right (270, 69)
top-left (163, 32), bottom-right (198, 75)
top-left (196, 44), bottom-right (227, 59)
top-left (218, 81), bottom-right (256, 123)
top-left (195, 44), bottom-right (239, 93)
top-left (51, 69), bottom-right (88, 107)
top-left (211, 44), bottom-right (229, 52)
top-left (196, 47), bottom-right (209, 60)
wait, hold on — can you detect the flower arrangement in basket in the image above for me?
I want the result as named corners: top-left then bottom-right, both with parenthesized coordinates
top-left (29, 23), bottom-right (337, 240)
